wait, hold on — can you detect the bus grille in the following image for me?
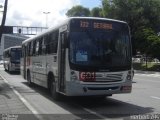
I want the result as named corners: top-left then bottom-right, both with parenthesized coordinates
top-left (95, 73), bottom-right (123, 82)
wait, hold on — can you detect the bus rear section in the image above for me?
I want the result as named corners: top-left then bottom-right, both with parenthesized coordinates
top-left (3, 46), bottom-right (22, 72)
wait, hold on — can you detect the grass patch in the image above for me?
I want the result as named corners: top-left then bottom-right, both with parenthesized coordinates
top-left (133, 62), bottom-right (160, 71)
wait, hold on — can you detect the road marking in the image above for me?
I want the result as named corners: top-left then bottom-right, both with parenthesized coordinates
top-left (0, 74), bottom-right (44, 120)
top-left (70, 100), bottom-right (110, 120)
top-left (82, 107), bottom-right (109, 120)
top-left (150, 96), bottom-right (160, 100)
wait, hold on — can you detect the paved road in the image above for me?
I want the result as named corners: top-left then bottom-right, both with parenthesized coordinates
top-left (0, 65), bottom-right (160, 120)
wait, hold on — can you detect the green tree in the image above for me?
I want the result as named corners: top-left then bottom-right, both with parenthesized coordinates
top-left (101, 0), bottom-right (160, 55)
top-left (101, 0), bottom-right (114, 18)
top-left (91, 7), bottom-right (103, 17)
top-left (147, 35), bottom-right (160, 59)
top-left (66, 5), bottom-right (90, 17)
top-left (135, 27), bottom-right (160, 58)
top-left (0, 0), bottom-right (8, 43)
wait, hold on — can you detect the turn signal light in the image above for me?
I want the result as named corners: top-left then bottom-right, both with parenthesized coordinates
top-left (121, 86), bottom-right (132, 91)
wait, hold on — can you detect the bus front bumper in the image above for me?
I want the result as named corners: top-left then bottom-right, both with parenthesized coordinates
top-left (65, 81), bottom-right (132, 96)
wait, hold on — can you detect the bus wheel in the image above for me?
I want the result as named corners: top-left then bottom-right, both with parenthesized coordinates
top-left (94, 95), bottom-right (112, 100)
top-left (8, 66), bottom-right (11, 73)
top-left (27, 72), bottom-right (32, 86)
top-left (50, 77), bottom-right (60, 100)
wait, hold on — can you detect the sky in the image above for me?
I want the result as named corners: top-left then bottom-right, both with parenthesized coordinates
top-left (0, 0), bottom-right (101, 28)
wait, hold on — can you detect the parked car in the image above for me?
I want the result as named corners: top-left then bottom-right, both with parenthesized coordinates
top-left (152, 58), bottom-right (159, 63)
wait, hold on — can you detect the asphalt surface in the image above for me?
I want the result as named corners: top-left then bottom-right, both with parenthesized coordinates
top-left (0, 65), bottom-right (160, 120)
top-left (0, 68), bottom-right (38, 120)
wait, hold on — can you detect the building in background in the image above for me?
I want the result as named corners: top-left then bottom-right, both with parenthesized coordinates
top-left (0, 34), bottom-right (29, 60)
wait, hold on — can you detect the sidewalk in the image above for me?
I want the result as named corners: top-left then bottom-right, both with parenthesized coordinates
top-left (0, 75), bottom-right (38, 120)
top-left (134, 70), bottom-right (160, 74)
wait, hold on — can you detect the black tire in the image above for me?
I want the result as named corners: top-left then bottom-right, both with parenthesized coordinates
top-left (49, 75), bottom-right (61, 100)
top-left (94, 95), bottom-right (112, 100)
top-left (4, 66), bottom-right (7, 71)
top-left (8, 65), bottom-right (11, 73)
top-left (27, 71), bottom-right (33, 86)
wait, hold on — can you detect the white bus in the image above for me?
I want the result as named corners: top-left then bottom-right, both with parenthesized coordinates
top-left (21, 17), bottom-right (133, 100)
top-left (3, 46), bottom-right (22, 73)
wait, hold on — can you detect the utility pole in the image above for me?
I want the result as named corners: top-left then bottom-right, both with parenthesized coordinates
top-left (43, 12), bottom-right (50, 28)
top-left (0, 0), bottom-right (8, 43)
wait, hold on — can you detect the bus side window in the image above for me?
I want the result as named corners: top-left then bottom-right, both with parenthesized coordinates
top-left (48, 33), bottom-right (54, 54)
top-left (54, 30), bottom-right (59, 53)
top-left (48, 33), bottom-right (53, 54)
top-left (45, 35), bottom-right (50, 54)
top-left (21, 45), bottom-right (24, 58)
top-left (27, 43), bottom-right (29, 56)
top-left (42, 37), bottom-right (46, 55)
top-left (48, 30), bottom-right (59, 54)
top-left (36, 39), bottom-right (39, 56)
top-left (32, 40), bottom-right (36, 56)
top-left (8, 51), bottom-right (11, 57)
top-left (4, 51), bottom-right (6, 58)
top-left (27, 42), bottom-right (31, 56)
top-left (30, 41), bottom-right (33, 56)
top-left (39, 38), bottom-right (42, 55)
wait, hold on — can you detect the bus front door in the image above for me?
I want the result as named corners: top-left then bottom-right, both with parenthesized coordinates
top-left (23, 45), bottom-right (27, 79)
top-left (58, 32), bottom-right (66, 92)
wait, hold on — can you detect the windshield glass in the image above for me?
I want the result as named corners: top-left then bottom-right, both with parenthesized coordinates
top-left (69, 29), bottom-right (131, 70)
top-left (11, 49), bottom-right (21, 62)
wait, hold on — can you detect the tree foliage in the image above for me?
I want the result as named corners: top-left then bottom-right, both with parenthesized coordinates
top-left (102, 0), bottom-right (160, 56)
top-left (135, 27), bottom-right (160, 57)
top-left (102, 0), bottom-right (160, 32)
top-left (66, 5), bottom-right (90, 17)
top-left (91, 7), bottom-right (102, 17)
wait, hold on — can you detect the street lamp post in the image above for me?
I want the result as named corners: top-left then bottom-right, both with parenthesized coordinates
top-left (43, 12), bottom-right (50, 28)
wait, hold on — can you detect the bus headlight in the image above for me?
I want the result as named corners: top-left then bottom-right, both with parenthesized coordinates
top-left (126, 74), bottom-right (131, 80)
top-left (70, 71), bottom-right (78, 81)
top-left (126, 70), bottom-right (132, 81)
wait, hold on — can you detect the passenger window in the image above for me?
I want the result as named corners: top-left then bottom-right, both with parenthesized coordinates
top-left (42, 37), bottom-right (46, 55)
top-left (43, 30), bottom-right (59, 54)
top-left (36, 40), bottom-right (39, 55)
top-left (32, 40), bottom-right (36, 56)
top-left (27, 42), bottom-right (31, 56)
top-left (45, 35), bottom-right (50, 54)
top-left (30, 41), bottom-right (33, 56)
top-left (47, 30), bottom-right (59, 54)
top-left (39, 38), bottom-right (42, 55)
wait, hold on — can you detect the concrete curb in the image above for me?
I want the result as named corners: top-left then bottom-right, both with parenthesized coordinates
top-left (134, 70), bottom-right (160, 74)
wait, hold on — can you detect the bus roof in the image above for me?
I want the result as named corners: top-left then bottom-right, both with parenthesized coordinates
top-left (4, 46), bottom-right (21, 52)
top-left (22, 17), bottom-right (128, 44)
top-left (69, 17), bottom-right (127, 24)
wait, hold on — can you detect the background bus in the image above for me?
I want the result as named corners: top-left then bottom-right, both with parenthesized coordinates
top-left (21, 17), bottom-right (133, 100)
top-left (3, 46), bottom-right (22, 73)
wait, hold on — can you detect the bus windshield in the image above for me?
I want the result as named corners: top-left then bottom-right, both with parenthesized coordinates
top-left (11, 49), bottom-right (21, 62)
top-left (69, 28), bottom-right (131, 71)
